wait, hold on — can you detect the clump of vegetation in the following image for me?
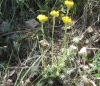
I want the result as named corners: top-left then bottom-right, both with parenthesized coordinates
top-left (0, 0), bottom-right (100, 86)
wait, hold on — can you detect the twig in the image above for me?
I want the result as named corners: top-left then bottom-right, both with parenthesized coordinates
top-left (87, 48), bottom-right (100, 50)
top-left (8, 66), bottom-right (41, 69)
top-left (0, 25), bottom-right (62, 37)
top-left (0, 28), bottom-right (39, 37)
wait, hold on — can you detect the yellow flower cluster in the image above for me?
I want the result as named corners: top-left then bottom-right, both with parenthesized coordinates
top-left (37, 1), bottom-right (74, 25)
top-left (50, 10), bottom-right (59, 17)
top-left (37, 14), bottom-right (48, 23)
top-left (62, 16), bottom-right (72, 24)
top-left (64, 0), bottom-right (74, 8)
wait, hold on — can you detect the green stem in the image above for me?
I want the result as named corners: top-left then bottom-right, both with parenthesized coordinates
top-left (41, 47), bottom-right (46, 69)
top-left (41, 23), bottom-right (46, 69)
top-left (41, 23), bottom-right (45, 39)
top-left (66, 8), bottom-right (70, 16)
top-left (3, 51), bottom-right (13, 86)
top-left (63, 24), bottom-right (67, 55)
top-left (52, 17), bottom-right (55, 65)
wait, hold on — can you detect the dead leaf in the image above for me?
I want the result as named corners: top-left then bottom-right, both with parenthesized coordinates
top-left (39, 39), bottom-right (50, 49)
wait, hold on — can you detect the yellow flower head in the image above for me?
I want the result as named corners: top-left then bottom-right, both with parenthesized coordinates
top-left (62, 16), bottom-right (72, 24)
top-left (37, 14), bottom-right (48, 23)
top-left (64, 1), bottom-right (74, 8)
top-left (50, 10), bottom-right (59, 17)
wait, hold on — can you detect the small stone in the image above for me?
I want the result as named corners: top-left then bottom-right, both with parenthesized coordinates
top-left (85, 39), bottom-right (89, 44)
top-left (80, 65), bottom-right (89, 71)
top-left (25, 19), bottom-right (39, 29)
top-left (67, 45), bottom-right (78, 55)
top-left (0, 21), bottom-right (10, 32)
top-left (87, 26), bottom-right (93, 33)
top-left (79, 47), bottom-right (87, 56)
